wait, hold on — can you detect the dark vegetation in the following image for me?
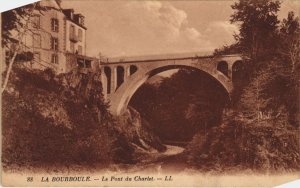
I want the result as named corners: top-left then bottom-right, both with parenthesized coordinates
top-left (131, 0), bottom-right (300, 171)
top-left (130, 69), bottom-right (229, 142)
top-left (188, 0), bottom-right (300, 171)
top-left (2, 0), bottom-right (300, 172)
top-left (2, 66), bottom-right (113, 168)
top-left (1, 0), bottom-right (164, 170)
top-left (2, 66), bottom-right (163, 169)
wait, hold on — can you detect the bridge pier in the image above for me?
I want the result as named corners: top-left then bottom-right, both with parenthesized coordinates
top-left (124, 66), bottom-right (131, 82)
top-left (228, 67), bottom-right (232, 80)
top-left (111, 66), bottom-right (117, 93)
top-left (101, 68), bottom-right (108, 99)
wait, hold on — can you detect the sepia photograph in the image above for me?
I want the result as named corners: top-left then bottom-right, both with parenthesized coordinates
top-left (1, 0), bottom-right (300, 186)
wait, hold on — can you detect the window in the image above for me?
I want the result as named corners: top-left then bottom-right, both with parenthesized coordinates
top-left (79, 17), bottom-right (84, 25)
top-left (77, 16), bottom-right (83, 25)
top-left (51, 18), bottom-right (59, 32)
top-left (33, 52), bottom-right (40, 63)
top-left (32, 15), bottom-right (40, 28)
top-left (51, 37), bottom-right (59, 51)
top-left (70, 42), bottom-right (75, 53)
top-left (33, 34), bottom-right (41, 48)
top-left (78, 45), bottom-right (82, 55)
top-left (78, 29), bottom-right (82, 41)
top-left (70, 25), bottom-right (75, 38)
top-left (51, 54), bottom-right (58, 64)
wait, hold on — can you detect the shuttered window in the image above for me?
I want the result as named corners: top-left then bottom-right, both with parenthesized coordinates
top-left (51, 18), bottom-right (59, 32)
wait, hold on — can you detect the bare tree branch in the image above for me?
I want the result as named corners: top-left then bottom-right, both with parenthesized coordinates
top-left (1, 3), bottom-right (38, 94)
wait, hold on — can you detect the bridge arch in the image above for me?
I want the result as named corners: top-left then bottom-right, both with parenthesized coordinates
top-left (232, 60), bottom-right (243, 72)
top-left (116, 66), bottom-right (125, 89)
top-left (130, 65), bottom-right (138, 75)
top-left (232, 60), bottom-right (246, 83)
top-left (217, 61), bottom-right (229, 77)
top-left (103, 66), bottom-right (112, 94)
top-left (109, 63), bottom-right (232, 116)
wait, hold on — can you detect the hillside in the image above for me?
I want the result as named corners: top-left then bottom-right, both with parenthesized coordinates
top-left (2, 66), bottom-right (165, 170)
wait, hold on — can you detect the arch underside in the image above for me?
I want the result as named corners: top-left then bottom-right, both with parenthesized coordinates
top-left (108, 63), bottom-right (232, 116)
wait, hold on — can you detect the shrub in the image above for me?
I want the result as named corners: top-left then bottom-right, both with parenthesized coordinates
top-left (2, 67), bottom-right (114, 169)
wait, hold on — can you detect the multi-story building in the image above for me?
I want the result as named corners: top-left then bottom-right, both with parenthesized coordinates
top-left (4, 0), bottom-right (98, 74)
top-left (63, 9), bottom-right (86, 56)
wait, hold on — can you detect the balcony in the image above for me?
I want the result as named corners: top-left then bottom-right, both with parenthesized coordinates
top-left (65, 52), bottom-right (99, 73)
top-left (69, 34), bottom-right (79, 42)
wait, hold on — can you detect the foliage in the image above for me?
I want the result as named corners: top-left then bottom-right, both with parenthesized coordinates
top-left (2, 65), bottom-right (166, 168)
top-left (1, 2), bottom-right (50, 94)
top-left (186, 55), bottom-right (299, 173)
top-left (279, 11), bottom-right (300, 73)
top-left (2, 0), bottom-right (299, 173)
top-left (239, 61), bottom-right (285, 118)
top-left (187, 117), bottom-right (300, 172)
top-left (213, 43), bottom-right (242, 56)
top-left (186, 1), bottom-right (300, 172)
top-left (1, 2), bottom-right (46, 48)
top-left (230, 0), bottom-right (281, 62)
top-left (2, 66), bottom-right (116, 169)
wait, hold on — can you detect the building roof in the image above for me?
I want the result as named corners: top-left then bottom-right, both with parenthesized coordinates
top-left (62, 9), bottom-right (87, 30)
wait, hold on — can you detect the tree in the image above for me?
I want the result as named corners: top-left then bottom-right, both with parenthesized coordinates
top-left (230, 0), bottom-right (281, 62)
top-left (1, 2), bottom-right (46, 93)
top-left (279, 11), bottom-right (300, 73)
top-left (2, 3), bottom-right (46, 47)
top-left (239, 62), bottom-right (275, 120)
top-left (276, 11), bottom-right (300, 125)
top-left (213, 43), bottom-right (242, 56)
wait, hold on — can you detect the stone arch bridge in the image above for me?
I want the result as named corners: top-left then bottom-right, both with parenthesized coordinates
top-left (100, 54), bottom-right (245, 116)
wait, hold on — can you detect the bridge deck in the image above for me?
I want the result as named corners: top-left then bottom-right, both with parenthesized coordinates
top-left (101, 52), bottom-right (241, 65)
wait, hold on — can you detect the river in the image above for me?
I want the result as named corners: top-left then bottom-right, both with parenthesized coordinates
top-left (115, 144), bottom-right (187, 173)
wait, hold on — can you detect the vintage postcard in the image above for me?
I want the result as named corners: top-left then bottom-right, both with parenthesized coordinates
top-left (1, 0), bottom-right (300, 187)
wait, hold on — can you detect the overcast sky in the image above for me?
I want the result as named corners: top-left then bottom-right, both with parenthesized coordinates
top-left (61, 0), bottom-right (300, 58)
